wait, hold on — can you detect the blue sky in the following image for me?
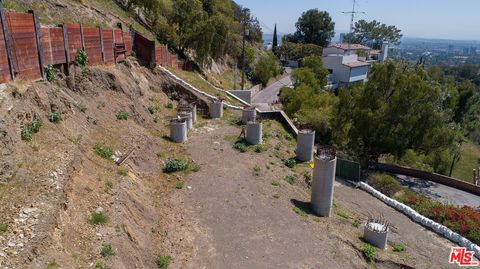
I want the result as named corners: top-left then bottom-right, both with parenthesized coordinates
top-left (234, 0), bottom-right (480, 40)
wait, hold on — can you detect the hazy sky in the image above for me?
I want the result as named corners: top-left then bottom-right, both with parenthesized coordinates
top-left (234, 0), bottom-right (480, 40)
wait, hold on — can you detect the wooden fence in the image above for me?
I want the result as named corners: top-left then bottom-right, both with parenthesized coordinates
top-left (0, 7), bottom-right (191, 85)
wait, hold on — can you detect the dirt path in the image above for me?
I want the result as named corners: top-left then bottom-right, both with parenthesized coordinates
top-left (170, 118), bottom-right (461, 269)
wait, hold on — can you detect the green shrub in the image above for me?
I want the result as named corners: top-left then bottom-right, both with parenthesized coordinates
top-left (75, 49), bottom-right (88, 67)
top-left (156, 255), bottom-right (172, 269)
top-left (0, 223), bottom-right (8, 235)
top-left (284, 174), bottom-right (297, 185)
top-left (46, 64), bottom-right (56, 82)
top-left (284, 158), bottom-right (296, 168)
top-left (100, 243), bottom-right (115, 257)
top-left (148, 106), bottom-right (157, 114)
top-left (11, 87), bottom-right (19, 98)
top-left (21, 118), bottom-right (42, 141)
top-left (168, 91), bottom-right (179, 100)
top-left (94, 145), bottom-right (113, 159)
top-left (190, 163), bottom-right (201, 172)
top-left (293, 205), bottom-right (307, 217)
top-left (175, 181), bottom-right (184, 189)
top-left (352, 219), bottom-right (361, 228)
top-left (368, 173), bottom-right (403, 197)
top-left (94, 260), bottom-right (106, 269)
top-left (116, 111), bottom-right (129, 120)
top-left (118, 168), bottom-right (128, 176)
top-left (49, 112), bottom-right (62, 123)
top-left (271, 180), bottom-right (280, 186)
top-left (284, 133), bottom-right (294, 141)
top-left (234, 140), bottom-right (248, 152)
top-left (164, 101), bottom-right (173, 109)
top-left (163, 158), bottom-right (189, 173)
top-left (252, 165), bottom-right (261, 176)
top-left (393, 243), bottom-right (407, 252)
top-left (361, 243), bottom-right (376, 263)
top-left (89, 211), bottom-right (108, 225)
top-left (254, 144), bottom-right (267, 153)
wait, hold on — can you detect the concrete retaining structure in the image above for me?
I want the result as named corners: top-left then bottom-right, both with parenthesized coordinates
top-left (242, 107), bottom-right (256, 124)
top-left (190, 104), bottom-right (197, 122)
top-left (246, 121), bottom-right (262, 145)
top-left (210, 100), bottom-right (223, 119)
top-left (364, 222), bottom-right (389, 249)
top-left (296, 129), bottom-right (315, 162)
top-left (358, 182), bottom-right (480, 258)
top-left (170, 119), bottom-right (187, 143)
top-left (311, 154), bottom-right (337, 217)
top-left (178, 111), bottom-right (193, 129)
top-left (229, 90), bottom-right (252, 104)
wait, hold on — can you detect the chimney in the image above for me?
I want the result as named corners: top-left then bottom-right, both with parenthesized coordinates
top-left (379, 41), bottom-right (389, 62)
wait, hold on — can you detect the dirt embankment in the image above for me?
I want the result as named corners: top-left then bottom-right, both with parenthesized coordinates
top-left (0, 59), bottom-right (196, 268)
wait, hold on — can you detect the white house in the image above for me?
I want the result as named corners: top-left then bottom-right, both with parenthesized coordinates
top-left (322, 41), bottom-right (389, 89)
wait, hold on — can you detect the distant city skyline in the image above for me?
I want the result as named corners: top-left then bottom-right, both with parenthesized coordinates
top-left (235, 0), bottom-right (480, 41)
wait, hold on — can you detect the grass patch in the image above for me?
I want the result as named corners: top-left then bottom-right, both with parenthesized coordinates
top-left (94, 144), bottom-right (113, 159)
top-left (284, 174), bottom-right (297, 185)
top-left (190, 163), bottom-right (201, 172)
top-left (336, 210), bottom-right (350, 219)
top-left (352, 219), bottom-right (361, 228)
top-left (0, 223), bottom-right (8, 235)
top-left (117, 168), bottom-right (128, 176)
top-left (89, 211), bottom-right (108, 225)
top-left (452, 141), bottom-right (480, 183)
top-left (48, 112), bottom-right (62, 123)
top-left (69, 134), bottom-right (83, 145)
top-left (368, 173), bottom-right (403, 197)
top-left (361, 243), bottom-right (376, 263)
top-left (100, 243), bottom-right (115, 257)
top-left (156, 255), bottom-right (172, 269)
top-left (156, 151), bottom-right (166, 158)
top-left (175, 181), bottom-right (184, 189)
top-left (284, 158), bottom-right (296, 168)
top-left (273, 193), bottom-right (280, 199)
top-left (271, 180), bottom-right (280, 186)
top-left (46, 260), bottom-right (60, 269)
top-left (254, 144), bottom-right (267, 153)
top-left (163, 158), bottom-right (189, 173)
top-left (293, 205), bottom-right (307, 217)
top-left (164, 101), bottom-right (173, 109)
top-left (105, 180), bottom-right (113, 191)
top-left (116, 111), bottom-right (129, 120)
top-left (234, 139), bottom-right (248, 152)
top-left (21, 118), bottom-right (42, 141)
top-left (393, 242), bottom-right (407, 252)
top-left (252, 165), bottom-right (261, 176)
top-left (94, 260), bottom-right (106, 269)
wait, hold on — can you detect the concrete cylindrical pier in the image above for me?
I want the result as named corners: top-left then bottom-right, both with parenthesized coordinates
top-left (246, 121), bottom-right (262, 145)
top-left (296, 129), bottom-right (315, 162)
top-left (311, 148), bottom-right (336, 217)
top-left (178, 111), bottom-right (193, 129)
top-left (170, 119), bottom-right (187, 143)
top-left (190, 104), bottom-right (197, 122)
top-left (242, 107), bottom-right (256, 124)
top-left (209, 100), bottom-right (223, 119)
top-left (364, 222), bottom-right (389, 249)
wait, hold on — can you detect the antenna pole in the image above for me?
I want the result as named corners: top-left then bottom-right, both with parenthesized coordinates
top-left (348, 0), bottom-right (356, 52)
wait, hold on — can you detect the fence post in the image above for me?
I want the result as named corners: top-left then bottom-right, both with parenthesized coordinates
top-left (0, 1), bottom-right (15, 79)
top-left (79, 23), bottom-right (85, 50)
top-left (29, 10), bottom-right (45, 80)
top-left (151, 42), bottom-right (156, 68)
top-left (99, 26), bottom-right (105, 63)
top-left (61, 24), bottom-right (70, 75)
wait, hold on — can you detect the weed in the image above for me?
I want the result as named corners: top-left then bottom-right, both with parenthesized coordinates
top-left (361, 243), bottom-right (376, 263)
top-left (156, 255), bottom-right (172, 269)
top-left (11, 87), bottom-right (19, 98)
top-left (313, 217), bottom-right (321, 223)
top-left (284, 174), bottom-right (297, 185)
top-left (252, 165), bottom-right (261, 176)
top-left (79, 104), bottom-right (87, 113)
top-left (336, 210), bottom-right (350, 219)
top-left (0, 223), bottom-right (8, 235)
top-left (271, 180), bottom-right (280, 186)
top-left (368, 173), bottom-right (403, 197)
top-left (46, 64), bottom-right (56, 82)
top-left (105, 180), bottom-right (113, 190)
top-left (116, 111), bottom-right (129, 120)
top-left (117, 168), bottom-right (128, 176)
top-left (352, 219), bottom-right (361, 228)
top-left (30, 143), bottom-right (40, 152)
top-left (153, 116), bottom-right (159, 123)
top-left (273, 193), bottom-right (280, 199)
top-left (156, 151), bottom-right (166, 158)
top-left (148, 106), bottom-right (157, 114)
top-left (94, 145), bottom-right (113, 159)
top-left (168, 91), bottom-right (179, 100)
top-left (21, 118), bottom-right (42, 142)
top-left (75, 49), bottom-right (88, 67)
top-left (274, 144), bottom-right (281, 151)
top-left (175, 181), bottom-right (184, 189)
top-left (163, 158), bottom-right (189, 173)
top-left (332, 201), bottom-right (338, 208)
top-left (69, 134), bottom-right (83, 145)
top-left (100, 243), bottom-right (115, 257)
top-left (303, 172), bottom-right (313, 185)
top-left (284, 158), bottom-right (296, 168)
top-left (82, 67), bottom-right (91, 76)
top-left (49, 112), bottom-right (62, 123)
top-left (262, 131), bottom-right (271, 140)
top-left (393, 243), bottom-right (407, 252)
top-left (89, 211), bottom-right (108, 225)
top-left (254, 144), bottom-right (267, 153)
top-left (164, 101), bottom-right (173, 109)
top-left (95, 260), bottom-right (106, 269)
top-left (85, 186), bottom-right (93, 193)
top-left (190, 163), bottom-right (201, 172)
top-left (46, 260), bottom-right (60, 269)
top-left (233, 140), bottom-right (248, 152)
top-left (284, 133), bottom-right (294, 141)
top-left (293, 205), bottom-right (307, 217)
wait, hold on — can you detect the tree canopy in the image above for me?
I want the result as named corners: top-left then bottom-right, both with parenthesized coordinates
top-left (274, 41), bottom-right (323, 61)
top-left (285, 9), bottom-right (335, 47)
top-left (345, 19), bottom-right (402, 49)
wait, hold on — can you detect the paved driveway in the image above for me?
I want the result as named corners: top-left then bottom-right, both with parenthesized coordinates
top-left (251, 68), bottom-right (292, 107)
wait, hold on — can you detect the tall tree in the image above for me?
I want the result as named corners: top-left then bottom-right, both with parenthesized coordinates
top-left (272, 24), bottom-right (278, 50)
top-left (285, 9), bottom-right (335, 47)
top-left (345, 20), bottom-right (402, 49)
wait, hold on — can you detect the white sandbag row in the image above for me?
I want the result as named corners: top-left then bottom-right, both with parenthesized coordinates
top-left (158, 66), bottom-right (243, 110)
top-left (358, 182), bottom-right (480, 259)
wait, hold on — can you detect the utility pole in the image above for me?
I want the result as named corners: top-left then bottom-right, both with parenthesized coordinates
top-left (241, 8), bottom-right (249, 91)
top-left (342, 0), bottom-right (365, 54)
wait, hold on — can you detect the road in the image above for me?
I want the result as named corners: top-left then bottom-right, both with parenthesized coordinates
top-left (251, 68), bottom-right (292, 109)
top-left (395, 174), bottom-right (480, 207)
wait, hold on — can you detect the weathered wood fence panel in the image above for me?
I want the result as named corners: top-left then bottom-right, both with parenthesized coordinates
top-left (41, 27), bottom-right (66, 65)
top-left (102, 29), bottom-right (114, 64)
top-left (83, 27), bottom-right (102, 65)
top-left (134, 31), bottom-right (155, 66)
top-left (65, 23), bottom-right (82, 63)
top-left (0, 13), bottom-right (11, 82)
top-left (5, 12), bottom-right (41, 80)
top-left (123, 34), bottom-right (132, 56)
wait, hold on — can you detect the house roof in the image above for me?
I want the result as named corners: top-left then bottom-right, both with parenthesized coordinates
top-left (331, 43), bottom-right (371, 50)
top-left (343, 61), bottom-right (371, 68)
top-left (370, 49), bottom-right (381, 55)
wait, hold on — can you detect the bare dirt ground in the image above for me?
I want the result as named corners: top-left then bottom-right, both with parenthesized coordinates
top-left (168, 117), bottom-right (462, 269)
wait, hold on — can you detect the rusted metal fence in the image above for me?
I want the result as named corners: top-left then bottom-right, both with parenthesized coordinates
top-left (0, 7), bottom-right (189, 85)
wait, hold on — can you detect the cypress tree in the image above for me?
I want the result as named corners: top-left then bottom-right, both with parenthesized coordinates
top-left (272, 24), bottom-right (278, 50)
